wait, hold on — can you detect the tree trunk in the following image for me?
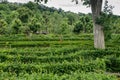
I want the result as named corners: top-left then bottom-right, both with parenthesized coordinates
top-left (90, 0), bottom-right (105, 49)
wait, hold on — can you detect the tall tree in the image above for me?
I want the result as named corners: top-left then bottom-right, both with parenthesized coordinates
top-left (90, 0), bottom-right (105, 49)
top-left (35, 0), bottom-right (110, 49)
top-left (71, 0), bottom-right (105, 49)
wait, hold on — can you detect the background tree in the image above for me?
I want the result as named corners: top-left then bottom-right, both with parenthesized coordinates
top-left (28, 17), bottom-right (41, 33)
top-left (79, 15), bottom-right (92, 33)
top-left (67, 13), bottom-right (76, 25)
top-left (11, 19), bottom-right (22, 34)
top-left (73, 21), bottom-right (83, 34)
top-left (17, 7), bottom-right (33, 23)
top-left (0, 19), bottom-right (7, 34)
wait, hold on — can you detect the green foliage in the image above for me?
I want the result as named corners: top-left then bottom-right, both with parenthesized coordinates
top-left (11, 19), bottom-right (22, 34)
top-left (105, 56), bottom-right (120, 72)
top-left (73, 15), bottom-right (93, 34)
top-left (23, 1), bottom-right (38, 10)
top-left (73, 21), bottom-right (83, 34)
top-left (103, 0), bottom-right (114, 15)
top-left (28, 18), bottom-right (41, 33)
top-left (95, 0), bottom-right (116, 41)
top-left (66, 13), bottom-right (76, 25)
top-left (0, 34), bottom-right (119, 79)
top-left (19, 26), bottom-right (30, 35)
top-left (0, 72), bottom-right (117, 80)
top-left (111, 34), bottom-right (120, 43)
top-left (17, 7), bottom-right (33, 23)
top-left (34, 0), bottom-right (48, 3)
top-left (0, 19), bottom-right (7, 34)
top-left (82, 0), bottom-right (91, 7)
top-left (111, 17), bottom-right (120, 34)
top-left (0, 2), bottom-right (119, 35)
top-left (0, 3), bottom-right (9, 11)
top-left (0, 2), bottom-right (91, 35)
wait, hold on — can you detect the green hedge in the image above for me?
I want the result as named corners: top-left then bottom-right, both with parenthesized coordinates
top-left (0, 34), bottom-right (93, 41)
top-left (105, 56), bottom-right (120, 72)
top-left (0, 58), bottom-right (106, 74)
top-left (81, 50), bottom-right (120, 59)
top-left (0, 72), bottom-right (117, 80)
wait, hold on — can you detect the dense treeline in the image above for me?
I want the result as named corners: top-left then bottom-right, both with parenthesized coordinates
top-left (0, 1), bottom-right (120, 36)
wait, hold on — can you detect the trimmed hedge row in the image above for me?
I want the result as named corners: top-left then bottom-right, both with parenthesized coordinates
top-left (105, 56), bottom-right (120, 72)
top-left (0, 49), bottom-right (119, 65)
top-left (0, 34), bottom-right (93, 41)
top-left (0, 40), bottom-right (93, 48)
top-left (80, 50), bottom-right (120, 59)
top-left (0, 45), bottom-right (94, 56)
top-left (0, 58), bottom-right (106, 74)
top-left (0, 72), bottom-right (117, 80)
top-left (0, 50), bottom-right (87, 63)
